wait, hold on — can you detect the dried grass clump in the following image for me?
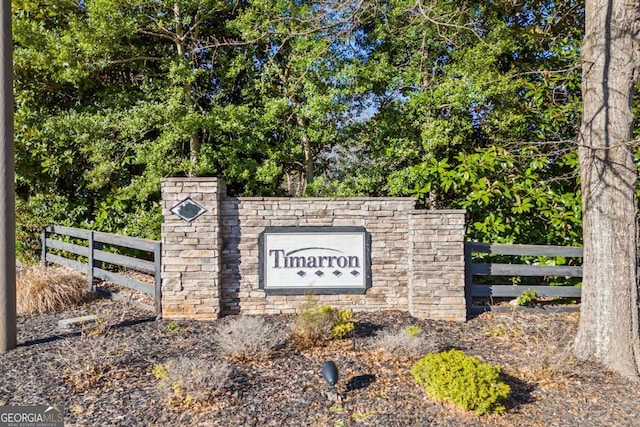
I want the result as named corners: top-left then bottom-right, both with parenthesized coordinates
top-left (17, 265), bottom-right (93, 315)
top-left (373, 326), bottom-right (441, 360)
top-left (152, 357), bottom-right (232, 408)
top-left (516, 317), bottom-right (579, 386)
top-left (57, 331), bottom-right (128, 391)
top-left (213, 316), bottom-right (285, 361)
top-left (484, 313), bottom-right (580, 387)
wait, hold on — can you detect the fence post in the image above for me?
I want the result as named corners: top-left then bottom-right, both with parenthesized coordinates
top-left (88, 231), bottom-right (95, 292)
top-left (464, 243), bottom-right (473, 316)
top-left (41, 226), bottom-right (48, 266)
top-left (154, 242), bottom-right (162, 317)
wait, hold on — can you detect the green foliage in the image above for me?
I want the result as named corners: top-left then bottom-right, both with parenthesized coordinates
top-left (484, 323), bottom-right (507, 338)
top-left (151, 363), bottom-right (168, 381)
top-left (12, 0), bottom-right (361, 258)
top-left (331, 309), bottom-right (355, 340)
top-left (16, 194), bottom-right (85, 263)
top-left (12, 0), bottom-right (596, 256)
top-left (329, 404), bottom-right (346, 414)
top-left (516, 289), bottom-right (540, 306)
top-left (165, 322), bottom-right (181, 333)
top-left (411, 349), bottom-right (511, 415)
top-left (404, 325), bottom-right (424, 338)
top-left (392, 145), bottom-right (582, 246)
top-left (351, 411), bottom-right (373, 421)
top-left (324, 0), bottom-right (584, 247)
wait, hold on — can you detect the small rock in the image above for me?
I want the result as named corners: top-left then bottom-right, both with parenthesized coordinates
top-left (57, 315), bottom-right (99, 329)
top-left (326, 390), bottom-right (341, 402)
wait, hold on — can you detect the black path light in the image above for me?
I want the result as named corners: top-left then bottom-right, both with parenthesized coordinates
top-left (322, 360), bottom-right (338, 389)
top-left (322, 360), bottom-right (340, 402)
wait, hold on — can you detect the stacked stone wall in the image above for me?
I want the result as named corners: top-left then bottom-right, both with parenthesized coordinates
top-left (160, 178), bottom-right (222, 319)
top-left (220, 197), bottom-right (415, 315)
top-left (408, 212), bottom-right (466, 321)
top-left (161, 178), bottom-right (467, 321)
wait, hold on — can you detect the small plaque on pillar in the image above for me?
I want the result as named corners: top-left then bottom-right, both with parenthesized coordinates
top-left (170, 198), bottom-right (206, 222)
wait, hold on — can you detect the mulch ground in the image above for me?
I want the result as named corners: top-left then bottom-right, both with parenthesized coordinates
top-left (1, 294), bottom-right (639, 427)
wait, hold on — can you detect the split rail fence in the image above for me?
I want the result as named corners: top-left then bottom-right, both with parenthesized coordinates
top-left (465, 242), bottom-right (583, 311)
top-left (41, 225), bottom-right (162, 315)
top-left (40, 224), bottom-right (585, 317)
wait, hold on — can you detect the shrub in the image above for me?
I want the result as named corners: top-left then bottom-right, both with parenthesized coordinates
top-left (16, 194), bottom-right (83, 263)
top-left (294, 304), bottom-right (335, 347)
top-left (487, 314), bottom-right (579, 386)
top-left (373, 326), bottom-right (440, 360)
top-left (293, 301), bottom-right (354, 348)
top-left (516, 289), bottom-right (539, 306)
top-left (404, 325), bottom-right (423, 337)
top-left (153, 357), bottom-right (232, 407)
top-left (411, 349), bottom-right (511, 415)
top-left (166, 321), bottom-right (181, 333)
top-left (17, 265), bottom-right (93, 315)
top-left (331, 309), bottom-right (354, 339)
top-left (213, 316), bottom-right (285, 361)
top-left (57, 331), bottom-right (128, 391)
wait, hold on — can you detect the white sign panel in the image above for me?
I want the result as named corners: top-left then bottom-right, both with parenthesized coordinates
top-left (259, 227), bottom-right (371, 294)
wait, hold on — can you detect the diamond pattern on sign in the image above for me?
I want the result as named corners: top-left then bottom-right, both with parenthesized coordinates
top-left (170, 198), bottom-right (206, 222)
top-left (333, 270), bottom-right (342, 277)
top-left (350, 270), bottom-right (360, 277)
top-left (315, 270), bottom-right (324, 277)
top-left (297, 271), bottom-right (307, 277)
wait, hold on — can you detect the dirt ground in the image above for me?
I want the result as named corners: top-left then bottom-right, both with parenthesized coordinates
top-left (1, 296), bottom-right (639, 426)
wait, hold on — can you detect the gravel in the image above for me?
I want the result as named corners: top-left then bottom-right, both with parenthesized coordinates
top-left (1, 296), bottom-right (639, 426)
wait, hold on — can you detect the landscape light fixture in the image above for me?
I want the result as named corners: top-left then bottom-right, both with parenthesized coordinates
top-left (322, 360), bottom-right (338, 390)
top-left (322, 360), bottom-right (341, 402)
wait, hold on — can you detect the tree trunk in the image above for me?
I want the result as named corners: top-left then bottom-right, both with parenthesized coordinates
top-left (289, 94), bottom-right (314, 193)
top-left (574, 0), bottom-right (640, 379)
top-left (173, 2), bottom-right (200, 175)
top-left (301, 131), bottom-right (314, 187)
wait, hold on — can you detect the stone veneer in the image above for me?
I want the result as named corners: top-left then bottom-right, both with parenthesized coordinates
top-left (161, 177), bottom-right (467, 321)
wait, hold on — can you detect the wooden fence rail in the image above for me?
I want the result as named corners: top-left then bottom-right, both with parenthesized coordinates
top-left (465, 242), bottom-right (583, 304)
top-left (42, 225), bottom-right (162, 315)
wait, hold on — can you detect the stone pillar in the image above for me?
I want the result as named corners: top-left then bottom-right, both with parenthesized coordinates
top-left (160, 178), bottom-right (223, 319)
top-left (409, 210), bottom-right (467, 321)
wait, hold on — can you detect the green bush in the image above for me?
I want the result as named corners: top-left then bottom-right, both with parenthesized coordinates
top-left (16, 194), bottom-right (83, 263)
top-left (516, 289), bottom-right (539, 306)
top-left (404, 325), bottom-right (423, 337)
top-left (293, 299), bottom-right (354, 348)
top-left (411, 349), bottom-right (511, 415)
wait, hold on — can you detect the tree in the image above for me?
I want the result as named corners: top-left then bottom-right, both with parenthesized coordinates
top-left (229, 0), bottom-right (367, 195)
top-left (573, 0), bottom-right (640, 378)
top-left (322, 1), bottom-right (584, 246)
top-left (12, 0), bottom-right (255, 248)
